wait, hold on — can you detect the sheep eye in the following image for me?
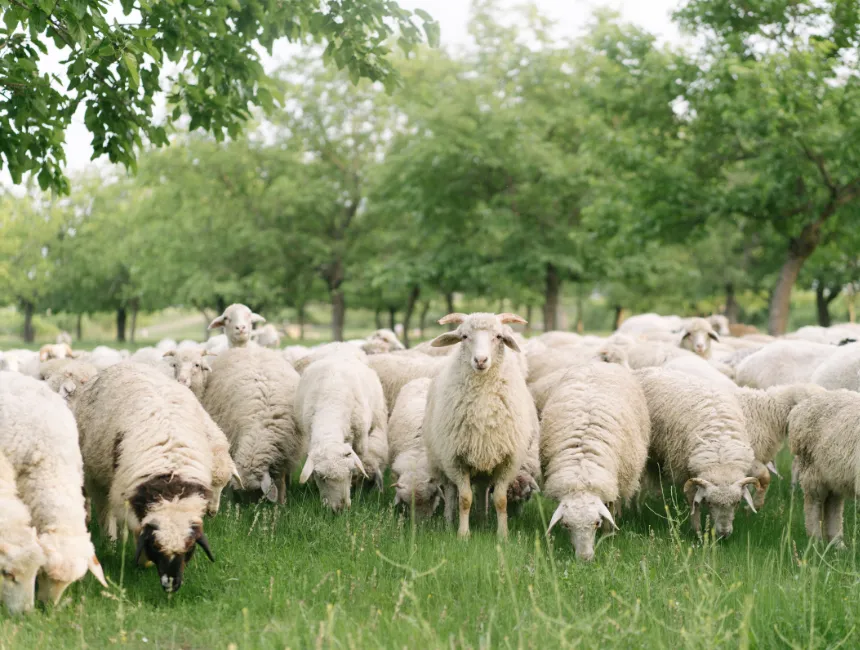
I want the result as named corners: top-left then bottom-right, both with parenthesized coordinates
top-left (495, 334), bottom-right (502, 340)
top-left (594, 521), bottom-right (601, 528)
top-left (194, 363), bottom-right (200, 369)
top-left (461, 334), bottom-right (469, 340)
top-left (1, 570), bottom-right (15, 582)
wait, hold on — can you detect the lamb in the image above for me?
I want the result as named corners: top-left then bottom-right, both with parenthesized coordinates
top-left (679, 317), bottom-right (720, 359)
top-left (0, 373), bottom-right (107, 604)
top-left (366, 352), bottom-right (445, 413)
top-left (250, 324), bottom-right (281, 349)
top-left (39, 358), bottom-right (99, 407)
top-left (74, 363), bottom-right (226, 592)
top-left (292, 342), bottom-right (368, 374)
top-left (202, 346), bottom-right (303, 503)
top-left (735, 383), bottom-right (826, 509)
top-left (207, 303), bottom-right (265, 348)
top-left (296, 356), bottom-right (388, 510)
top-left (542, 363), bottom-right (650, 560)
top-left (163, 349), bottom-right (212, 400)
top-left (387, 378), bottom-right (442, 518)
top-left (39, 343), bottom-right (75, 362)
top-left (736, 340), bottom-right (838, 388)
top-left (0, 451), bottom-right (46, 615)
top-left (635, 368), bottom-right (758, 538)
top-left (810, 342), bottom-right (860, 391)
top-left (789, 390), bottom-right (860, 546)
top-left (361, 329), bottom-right (405, 355)
top-left (423, 312), bottom-right (539, 539)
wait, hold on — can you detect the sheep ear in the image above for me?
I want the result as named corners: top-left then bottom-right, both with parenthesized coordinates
top-left (350, 451), bottom-right (369, 480)
top-left (598, 502), bottom-right (618, 530)
top-left (299, 457), bottom-right (314, 484)
top-left (208, 316), bottom-right (226, 330)
top-left (496, 313), bottom-right (527, 325)
top-left (88, 555), bottom-right (108, 588)
top-left (374, 470), bottom-right (384, 492)
top-left (261, 472), bottom-right (278, 503)
top-left (162, 350), bottom-right (176, 358)
top-left (196, 534), bottom-right (215, 562)
top-left (680, 330), bottom-right (691, 341)
top-left (251, 313), bottom-right (266, 324)
top-left (766, 461), bottom-right (781, 478)
top-left (742, 486), bottom-right (757, 513)
top-left (438, 313), bottom-right (467, 325)
top-left (708, 331), bottom-right (720, 342)
top-left (501, 334), bottom-right (521, 353)
top-left (546, 503), bottom-right (565, 536)
top-left (430, 333), bottom-right (461, 348)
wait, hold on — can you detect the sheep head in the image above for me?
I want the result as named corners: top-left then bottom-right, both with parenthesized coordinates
top-left (36, 532), bottom-right (106, 605)
top-left (299, 443), bottom-right (367, 513)
top-left (546, 493), bottom-right (617, 562)
top-left (430, 312), bottom-right (525, 372)
top-left (0, 526), bottom-right (46, 615)
top-left (684, 477), bottom-right (759, 538)
top-left (679, 318), bottom-right (719, 358)
top-left (163, 349), bottom-right (211, 399)
top-left (208, 304), bottom-right (265, 347)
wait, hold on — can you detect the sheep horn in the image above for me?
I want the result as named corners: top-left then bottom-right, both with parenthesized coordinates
top-left (496, 313), bottom-right (527, 325)
top-left (737, 477), bottom-right (761, 489)
top-left (231, 466), bottom-right (244, 489)
top-left (438, 313), bottom-right (467, 325)
top-left (134, 533), bottom-right (146, 565)
top-left (196, 534), bottom-right (215, 562)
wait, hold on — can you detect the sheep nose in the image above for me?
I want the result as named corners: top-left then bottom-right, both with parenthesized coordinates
top-left (473, 356), bottom-right (488, 368)
top-left (716, 526), bottom-right (733, 539)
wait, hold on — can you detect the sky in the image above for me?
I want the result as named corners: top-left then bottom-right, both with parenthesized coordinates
top-left (53, 0), bottom-right (683, 174)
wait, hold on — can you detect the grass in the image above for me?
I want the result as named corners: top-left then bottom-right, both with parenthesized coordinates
top-left (2, 450), bottom-right (859, 649)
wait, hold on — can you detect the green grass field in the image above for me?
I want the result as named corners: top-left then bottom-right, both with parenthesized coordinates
top-left (2, 450), bottom-right (858, 650)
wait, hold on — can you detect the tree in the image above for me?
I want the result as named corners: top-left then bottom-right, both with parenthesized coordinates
top-left (0, 0), bottom-right (439, 194)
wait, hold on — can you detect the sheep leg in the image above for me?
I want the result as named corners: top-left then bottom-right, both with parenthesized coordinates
top-left (686, 494), bottom-right (702, 538)
top-left (752, 464), bottom-right (771, 511)
top-left (824, 493), bottom-right (845, 548)
top-left (803, 493), bottom-right (824, 541)
top-left (493, 481), bottom-right (509, 539)
top-left (457, 479), bottom-right (473, 539)
top-left (791, 458), bottom-right (800, 488)
top-left (277, 473), bottom-right (287, 505)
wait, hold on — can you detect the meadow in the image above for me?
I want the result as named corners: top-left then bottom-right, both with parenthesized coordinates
top-left (1, 450), bottom-right (857, 650)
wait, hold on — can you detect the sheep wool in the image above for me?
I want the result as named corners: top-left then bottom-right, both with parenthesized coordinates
top-left (736, 340), bottom-right (838, 388)
top-left (810, 342), bottom-right (860, 391)
top-left (367, 351), bottom-right (445, 414)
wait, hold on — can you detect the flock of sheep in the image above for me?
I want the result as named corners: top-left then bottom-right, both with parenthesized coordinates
top-left (2, 302), bottom-right (860, 615)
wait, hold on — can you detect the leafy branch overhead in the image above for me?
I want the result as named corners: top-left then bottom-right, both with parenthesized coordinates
top-left (0, 0), bottom-right (440, 194)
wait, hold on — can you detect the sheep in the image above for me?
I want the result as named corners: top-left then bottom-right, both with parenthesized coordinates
top-left (56, 331), bottom-right (73, 346)
top-left (74, 363), bottom-right (226, 592)
top-left (156, 338), bottom-right (178, 352)
top-left (163, 349), bottom-right (212, 400)
top-left (39, 358), bottom-right (99, 407)
top-left (387, 378), bottom-right (442, 518)
top-left (283, 345), bottom-right (311, 367)
top-left (207, 303), bottom-right (265, 348)
top-left (617, 313), bottom-right (684, 335)
top-left (361, 329), bottom-right (405, 355)
top-left (250, 324), bottom-right (281, 349)
top-left (130, 347), bottom-right (167, 365)
top-left (661, 355), bottom-right (737, 391)
top-left (729, 323), bottom-right (760, 337)
top-left (292, 342), bottom-right (368, 374)
top-left (204, 334), bottom-right (229, 356)
top-left (526, 344), bottom-right (603, 384)
top-left (411, 340), bottom-right (457, 357)
top-left (39, 343), bottom-right (75, 362)
top-left (0, 450), bottom-right (46, 615)
top-left (85, 346), bottom-right (128, 371)
top-left (625, 342), bottom-right (694, 370)
top-left (736, 340), bottom-right (838, 389)
top-left (366, 352), bottom-right (446, 414)
top-left (203, 346), bottom-right (303, 503)
top-left (635, 368), bottom-right (758, 538)
top-left (679, 317), bottom-right (720, 359)
top-left (542, 362), bottom-right (650, 560)
top-left (707, 315), bottom-right (731, 337)
top-left (535, 331), bottom-right (583, 348)
top-left (0, 372), bottom-right (107, 604)
top-left (789, 390), bottom-right (860, 546)
top-left (787, 325), bottom-right (859, 346)
top-left (423, 312), bottom-right (539, 539)
top-left (810, 342), bottom-right (860, 391)
top-left (0, 350), bottom-right (40, 377)
top-left (735, 383), bottom-right (826, 509)
top-left (296, 356), bottom-right (388, 510)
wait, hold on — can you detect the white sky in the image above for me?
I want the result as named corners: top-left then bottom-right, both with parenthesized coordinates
top-left (33, 0), bottom-right (684, 176)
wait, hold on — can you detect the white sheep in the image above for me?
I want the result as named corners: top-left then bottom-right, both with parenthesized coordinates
top-left (130, 347), bottom-right (167, 365)
top-left (810, 342), bottom-right (860, 391)
top-left (292, 341), bottom-right (368, 374)
top-left (423, 312), bottom-right (538, 539)
top-left (207, 303), bottom-right (265, 348)
top-left (85, 346), bottom-right (128, 371)
top-left (282, 345), bottom-right (311, 367)
top-left (534, 331), bottom-right (583, 348)
top-left (39, 358), bottom-right (99, 407)
top-left (0, 372), bottom-right (107, 604)
top-left (707, 315), bottom-right (731, 337)
top-left (789, 390), bottom-right (860, 546)
top-left (736, 340), bottom-right (838, 388)
top-left (163, 349), bottom-right (213, 400)
top-left (202, 346), bottom-right (303, 503)
top-left (661, 355), bottom-right (737, 391)
top-left (635, 368), bottom-right (758, 538)
top-left (366, 351), bottom-right (445, 414)
top-left (38, 343), bottom-right (75, 362)
top-left (361, 329), bottom-right (405, 355)
top-left (0, 350), bottom-right (40, 377)
top-left (625, 342), bottom-right (694, 370)
top-left (388, 378), bottom-right (442, 518)
top-left (74, 363), bottom-right (227, 592)
top-left (155, 338), bottom-right (178, 352)
top-left (296, 356), bottom-right (388, 510)
top-left (679, 318), bottom-right (720, 359)
top-left (204, 334), bottom-right (229, 356)
top-left (250, 324), bottom-right (281, 349)
top-left (0, 450), bottom-right (46, 615)
top-left (617, 313), bottom-right (684, 335)
top-left (542, 362), bottom-right (650, 560)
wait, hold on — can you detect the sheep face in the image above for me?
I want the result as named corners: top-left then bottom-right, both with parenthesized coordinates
top-left (597, 344), bottom-right (630, 368)
top-left (299, 444), bottom-right (367, 512)
top-left (546, 494), bottom-right (617, 562)
top-left (680, 319), bottom-right (719, 358)
top-left (208, 304), bottom-right (265, 348)
top-left (430, 312), bottom-right (525, 373)
top-left (36, 532), bottom-right (106, 605)
top-left (136, 519), bottom-right (213, 593)
top-left (685, 477), bottom-right (759, 538)
top-left (393, 474), bottom-right (442, 519)
top-left (163, 350), bottom-right (211, 398)
top-left (0, 528), bottom-right (45, 615)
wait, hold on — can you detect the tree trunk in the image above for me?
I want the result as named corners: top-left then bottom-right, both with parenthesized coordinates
top-left (419, 301), bottom-right (431, 339)
top-left (815, 285), bottom-right (841, 327)
top-left (543, 263), bottom-right (560, 332)
top-left (575, 287), bottom-right (585, 334)
top-left (21, 301), bottom-right (35, 343)
top-left (374, 308), bottom-right (383, 330)
top-left (769, 221), bottom-right (825, 336)
top-left (331, 290), bottom-right (345, 342)
top-left (613, 305), bottom-right (624, 331)
top-left (297, 303), bottom-right (306, 340)
top-left (129, 298), bottom-right (139, 344)
top-left (848, 286), bottom-right (857, 324)
top-left (76, 313), bottom-right (83, 341)
top-left (215, 296), bottom-right (227, 316)
top-left (525, 304), bottom-right (533, 335)
top-left (402, 286), bottom-right (421, 349)
top-left (725, 282), bottom-right (740, 324)
top-left (444, 292), bottom-right (456, 330)
top-left (116, 307), bottom-right (127, 343)
top-left (388, 308), bottom-right (396, 333)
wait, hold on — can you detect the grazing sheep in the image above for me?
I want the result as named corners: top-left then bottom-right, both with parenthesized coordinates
top-left (635, 368), bottom-right (758, 538)
top-left (735, 383), bottom-right (826, 509)
top-left (679, 318), bottom-right (720, 359)
top-left (39, 358), bottom-right (99, 407)
top-left (39, 343), bottom-right (75, 362)
top-left (366, 352), bottom-right (445, 414)
top-left (529, 348), bottom-right (630, 415)
top-left (362, 329), bottom-right (405, 355)
top-left (163, 349), bottom-right (212, 400)
top-left (661, 355), bottom-right (737, 391)
top-left (292, 342), bottom-right (368, 374)
top-left (74, 364), bottom-right (225, 593)
top-left (250, 324), bottom-right (281, 349)
top-left (526, 345), bottom-right (603, 384)
top-left (388, 378), bottom-right (442, 518)
top-left (203, 346), bottom-right (302, 503)
top-left (208, 303), bottom-right (265, 348)
top-left (296, 356), bottom-right (388, 510)
top-left (0, 451), bottom-right (46, 615)
top-left (542, 363), bottom-right (650, 560)
top-left (810, 343), bottom-right (860, 391)
top-left (736, 341), bottom-right (838, 389)
top-left (423, 312), bottom-right (539, 539)
top-left (789, 391), bottom-right (860, 546)
top-left (0, 373), bottom-right (107, 604)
